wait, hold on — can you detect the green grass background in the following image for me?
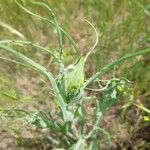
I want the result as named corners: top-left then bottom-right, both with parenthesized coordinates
top-left (0, 0), bottom-right (149, 149)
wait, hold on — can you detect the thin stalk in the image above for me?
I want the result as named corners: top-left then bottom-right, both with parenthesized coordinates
top-left (0, 56), bottom-right (25, 66)
top-left (84, 19), bottom-right (98, 62)
top-left (31, 1), bottom-right (63, 57)
top-left (85, 112), bottom-right (102, 140)
top-left (82, 48), bottom-right (150, 89)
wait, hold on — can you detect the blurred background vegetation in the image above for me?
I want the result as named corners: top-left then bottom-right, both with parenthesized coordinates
top-left (0, 0), bottom-right (149, 149)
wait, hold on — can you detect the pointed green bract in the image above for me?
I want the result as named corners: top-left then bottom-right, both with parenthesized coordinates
top-left (65, 57), bottom-right (85, 93)
top-left (57, 57), bottom-right (85, 103)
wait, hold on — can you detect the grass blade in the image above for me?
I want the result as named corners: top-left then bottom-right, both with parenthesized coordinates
top-left (0, 21), bottom-right (25, 39)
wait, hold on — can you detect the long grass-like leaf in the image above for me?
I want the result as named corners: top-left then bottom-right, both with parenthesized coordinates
top-left (0, 56), bottom-right (25, 66)
top-left (0, 40), bottom-right (60, 62)
top-left (0, 44), bottom-right (51, 77)
top-left (31, 0), bottom-right (63, 56)
top-left (15, 0), bottom-right (80, 55)
top-left (0, 44), bottom-right (71, 122)
top-left (82, 48), bottom-right (150, 89)
top-left (0, 21), bottom-right (25, 39)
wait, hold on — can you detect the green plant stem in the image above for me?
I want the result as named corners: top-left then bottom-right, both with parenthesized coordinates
top-left (82, 48), bottom-right (150, 89)
top-left (85, 112), bottom-right (102, 140)
top-left (0, 56), bottom-right (25, 66)
top-left (0, 44), bottom-right (70, 122)
top-left (30, 1), bottom-right (63, 56)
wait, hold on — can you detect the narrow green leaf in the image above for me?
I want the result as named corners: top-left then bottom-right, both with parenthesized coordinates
top-left (15, 0), bottom-right (79, 55)
top-left (82, 48), bottom-right (150, 89)
top-left (0, 44), bottom-right (71, 122)
top-left (30, 1), bottom-right (63, 55)
top-left (0, 40), bottom-right (60, 62)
